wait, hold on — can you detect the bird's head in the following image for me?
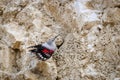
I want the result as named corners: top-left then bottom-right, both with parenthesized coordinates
top-left (42, 34), bottom-right (60, 50)
top-left (47, 34), bottom-right (60, 45)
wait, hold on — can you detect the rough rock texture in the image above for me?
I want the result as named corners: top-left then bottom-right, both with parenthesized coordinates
top-left (0, 0), bottom-right (120, 80)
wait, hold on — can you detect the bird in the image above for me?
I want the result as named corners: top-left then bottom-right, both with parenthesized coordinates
top-left (28, 34), bottom-right (60, 61)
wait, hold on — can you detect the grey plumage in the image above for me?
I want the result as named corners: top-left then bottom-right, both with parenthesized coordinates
top-left (42, 34), bottom-right (60, 50)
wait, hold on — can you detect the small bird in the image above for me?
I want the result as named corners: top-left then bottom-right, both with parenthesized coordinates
top-left (28, 35), bottom-right (60, 61)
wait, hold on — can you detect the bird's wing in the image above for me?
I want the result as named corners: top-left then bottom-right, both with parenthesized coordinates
top-left (28, 44), bottom-right (42, 53)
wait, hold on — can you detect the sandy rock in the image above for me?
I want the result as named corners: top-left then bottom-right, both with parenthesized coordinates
top-left (0, 0), bottom-right (120, 80)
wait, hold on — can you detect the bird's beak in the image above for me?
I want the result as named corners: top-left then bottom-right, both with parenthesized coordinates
top-left (53, 34), bottom-right (60, 41)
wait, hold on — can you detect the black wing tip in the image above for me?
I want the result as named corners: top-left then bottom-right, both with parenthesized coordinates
top-left (27, 45), bottom-right (36, 49)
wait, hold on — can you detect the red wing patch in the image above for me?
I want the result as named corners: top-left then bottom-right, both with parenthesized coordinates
top-left (42, 49), bottom-right (49, 53)
top-left (42, 48), bottom-right (54, 54)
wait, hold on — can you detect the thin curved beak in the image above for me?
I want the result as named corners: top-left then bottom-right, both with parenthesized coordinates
top-left (53, 34), bottom-right (60, 41)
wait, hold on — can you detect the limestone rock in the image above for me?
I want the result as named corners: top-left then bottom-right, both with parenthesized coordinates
top-left (0, 0), bottom-right (120, 80)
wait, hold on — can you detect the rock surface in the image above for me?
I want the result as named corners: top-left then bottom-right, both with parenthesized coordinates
top-left (0, 0), bottom-right (120, 80)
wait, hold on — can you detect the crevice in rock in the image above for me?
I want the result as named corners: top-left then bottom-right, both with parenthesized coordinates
top-left (114, 5), bottom-right (120, 8)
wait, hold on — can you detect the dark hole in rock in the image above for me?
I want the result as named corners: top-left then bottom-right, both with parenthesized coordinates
top-left (0, 9), bottom-right (3, 16)
top-left (114, 5), bottom-right (120, 8)
top-left (31, 68), bottom-right (43, 74)
top-left (46, 24), bottom-right (52, 27)
top-left (0, 47), bottom-right (2, 50)
top-left (56, 76), bottom-right (61, 80)
top-left (97, 27), bottom-right (101, 31)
